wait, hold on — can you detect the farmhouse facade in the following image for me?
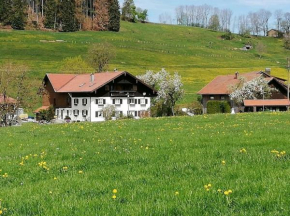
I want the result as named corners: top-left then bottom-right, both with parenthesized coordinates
top-left (198, 70), bottom-right (289, 113)
top-left (36, 71), bottom-right (157, 122)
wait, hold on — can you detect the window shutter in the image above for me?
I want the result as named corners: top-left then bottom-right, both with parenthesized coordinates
top-left (120, 99), bottom-right (123, 104)
top-left (145, 99), bottom-right (148, 104)
top-left (96, 99), bottom-right (98, 104)
top-left (127, 99), bottom-right (130, 104)
top-left (135, 111), bottom-right (137, 117)
top-left (135, 99), bottom-right (137, 104)
top-left (103, 99), bottom-right (106, 104)
top-left (113, 99), bottom-right (115, 104)
top-left (95, 112), bottom-right (98, 117)
top-left (138, 99), bottom-right (140, 104)
top-left (138, 111), bottom-right (141, 117)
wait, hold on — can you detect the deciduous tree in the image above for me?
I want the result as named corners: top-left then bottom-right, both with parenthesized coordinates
top-left (87, 43), bottom-right (116, 72)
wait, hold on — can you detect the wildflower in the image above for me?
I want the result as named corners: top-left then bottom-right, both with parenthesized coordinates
top-left (175, 191), bottom-right (179, 196)
top-left (204, 184), bottom-right (212, 191)
top-left (62, 166), bottom-right (68, 171)
top-left (112, 195), bottom-right (116, 199)
top-left (113, 189), bottom-right (117, 194)
top-left (224, 190), bottom-right (233, 196)
top-left (145, 147), bottom-right (149, 150)
top-left (217, 189), bottom-right (222, 193)
top-left (54, 177), bottom-right (57, 180)
top-left (221, 160), bottom-right (226, 165)
top-left (239, 148), bottom-right (247, 153)
top-left (49, 191), bottom-right (53, 194)
top-left (20, 161), bottom-right (24, 166)
top-left (78, 170), bottom-right (83, 174)
top-left (0, 210), bottom-right (2, 215)
top-left (2, 173), bottom-right (8, 178)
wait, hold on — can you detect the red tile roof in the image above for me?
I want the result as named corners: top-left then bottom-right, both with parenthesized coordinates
top-left (198, 71), bottom-right (276, 95)
top-left (46, 72), bottom-right (124, 93)
top-left (244, 99), bottom-right (290, 107)
top-left (0, 94), bottom-right (17, 104)
top-left (34, 106), bottom-right (50, 113)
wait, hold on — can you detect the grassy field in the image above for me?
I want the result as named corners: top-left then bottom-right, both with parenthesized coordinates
top-left (1, 22), bottom-right (290, 104)
top-left (0, 112), bottom-right (290, 215)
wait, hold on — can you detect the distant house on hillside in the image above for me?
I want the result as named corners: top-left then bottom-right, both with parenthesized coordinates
top-left (198, 70), bottom-right (289, 113)
top-left (35, 71), bottom-right (157, 122)
top-left (267, 29), bottom-right (279, 37)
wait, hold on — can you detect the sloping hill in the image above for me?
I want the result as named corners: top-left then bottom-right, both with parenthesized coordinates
top-left (0, 21), bottom-right (290, 103)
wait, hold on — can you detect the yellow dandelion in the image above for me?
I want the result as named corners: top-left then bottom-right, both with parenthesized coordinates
top-left (175, 191), bottom-right (179, 195)
top-left (145, 146), bottom-right (149, 150)
top-left (54, 177), bottom-right (57, 180)
top-left (78, 170), bottom-right (83, 174)
top-left (49, 191), bottom-right (53, 194)
top-left (20, 161), bottom-right (24, 166)
top-left (224, 191), bottom-right (229, 195)
top-left (217, 189), bottom-right (222, 193)
top-left (113, 189), bottom-right (117, 194)
top-left (0, 210), bottom-right (2, 215)
top-left (2, 173), bottom-right (8, 178)
top-left (62, 166), bottom-right (68, 171)
top-left (112, 194), bottom-right (117, 199)
top-left (221, 160), bottom-right (226, 165)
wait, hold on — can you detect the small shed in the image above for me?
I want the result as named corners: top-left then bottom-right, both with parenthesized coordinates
top-left (267, 29), bottom-right (279, 38)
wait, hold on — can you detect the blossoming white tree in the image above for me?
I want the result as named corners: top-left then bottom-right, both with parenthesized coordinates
top-left (138, 69), bottom-right (184, 116)
top-left (229, 76), bottom-right (276, 105)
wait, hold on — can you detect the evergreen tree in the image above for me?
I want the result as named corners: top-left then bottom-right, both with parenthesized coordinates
top-left (11, 0), bottom-right (26, 30)
top-left (108, 0), bottom-right (120, 32)
top-left (44, 0), bottom-right (57, 29)
top-left (0, 0), bottom-right (13, 25)
top-left (59, 0), bottom-right (78, 32)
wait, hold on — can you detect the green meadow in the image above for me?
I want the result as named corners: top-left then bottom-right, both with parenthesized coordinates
top-left (1, 21), bottom-right (290, 104)
top-left (0, 112), bottom-right (290, 215)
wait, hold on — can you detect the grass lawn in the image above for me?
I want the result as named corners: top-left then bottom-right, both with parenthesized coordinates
top-left (1, 22), bottom-right (290, 104)
top-left (0, 112), bottom-right (290, 215)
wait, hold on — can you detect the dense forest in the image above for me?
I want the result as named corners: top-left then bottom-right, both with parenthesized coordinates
top-left (0, 0), bottom-right (121, 32)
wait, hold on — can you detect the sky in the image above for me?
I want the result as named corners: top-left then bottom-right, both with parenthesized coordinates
top-left (118, 0), bottom-right (290, 29)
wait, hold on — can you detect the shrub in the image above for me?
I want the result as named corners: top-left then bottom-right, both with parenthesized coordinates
top-left (284, 37), bottom-right (290, 50)
top-left (38, 105), bottom-right (55, 121)
top-left (221, 31), bottom-right (234, 40)
top-left (207, 100), bottom-right (231, 114)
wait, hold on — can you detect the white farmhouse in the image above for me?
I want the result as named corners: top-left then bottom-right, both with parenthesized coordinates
top-left (35, 71), bottom-right (157, 121)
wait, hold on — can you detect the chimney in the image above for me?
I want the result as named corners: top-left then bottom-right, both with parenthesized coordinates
top-left (90, 73), bottom-right (95, 82)
top-left (265, 68), bottom-right (271, 75)
top-left (234, 71), bottom-right (239, 79)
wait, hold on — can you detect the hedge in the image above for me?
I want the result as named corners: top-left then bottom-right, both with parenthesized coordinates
top-left (207, 100), bottom-right (231, 114)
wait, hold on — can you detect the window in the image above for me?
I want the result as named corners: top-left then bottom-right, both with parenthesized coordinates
top-left (105, 85), bottom-right (110, 91)
top-left (113, 99), bottom-right (122, 105)
top-left (115, 111), bottom-right (123, 117)
top-left (82, 110), bottom-right (88, 117)
top-left (66, 110), bottom-right (69, 117)
top-left (82, 98), bottom-right (87, 105)
top-left (210, 96), bottom-right (215, 100)
top-left (128, 111), bottom-right (137, 117)
top-left (221, 96), bottom-right (225, 100)
top-left (95, 111), bottom-right (103, 117)
top-left (56, 110), bottom-right (59, 117)
top-left (73, 109), bottom-right (79, 116)
top-left (129, 99), bottom-right (135, 104)
top-left (140, 98), bottom-right (146, 105)
top-left (96, 99), bottom-right (106, 105)
top-left (74, 99), bottom-right (79, 105)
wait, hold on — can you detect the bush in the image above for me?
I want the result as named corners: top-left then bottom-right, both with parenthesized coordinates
top-left (221, 31), bottom-right (234, 40)
top-left (284, 37), bottom-right (290, 50)
top-left (102, 105), bottom-right (116, 120)
top-left (207, 100), bottom-right (231, 114)
top-left (38, 105), bottom-right (55, 121)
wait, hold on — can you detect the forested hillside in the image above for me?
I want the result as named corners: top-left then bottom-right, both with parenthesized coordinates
top-left (0, 0), bottom-right (121, 31)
